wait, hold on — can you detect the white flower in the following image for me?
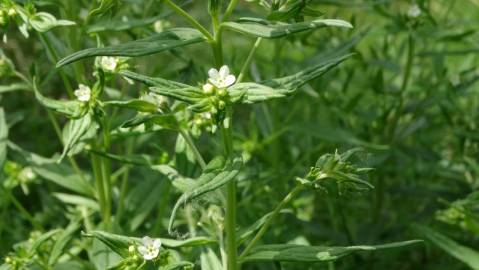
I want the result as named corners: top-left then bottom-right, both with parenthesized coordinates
top-left (138, 236), bottom-right (161, 260)
top-left (208, 65), bottom-right (236, 88)
top-left (407, 4), bottom-right (421, 18)
top-left (74, 84), bottom-right (91, 102)
top-left (100, 56), bottom-right (118, 72)
top-left (19, 167), bottom-right (36, 181)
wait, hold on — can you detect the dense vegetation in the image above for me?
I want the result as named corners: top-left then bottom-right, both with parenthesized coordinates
top-left (1, 0), bottom-right (479, 269)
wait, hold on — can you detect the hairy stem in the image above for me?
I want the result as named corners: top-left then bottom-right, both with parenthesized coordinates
top-left (237, 37), bottom-right (262, 83)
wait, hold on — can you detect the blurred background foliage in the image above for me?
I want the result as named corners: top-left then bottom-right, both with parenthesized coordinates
top-left (1, 0), bottom-right (479, 269)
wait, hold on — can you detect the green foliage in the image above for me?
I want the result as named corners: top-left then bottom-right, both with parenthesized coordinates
top-left (1, 0), bottom-right (478, 270)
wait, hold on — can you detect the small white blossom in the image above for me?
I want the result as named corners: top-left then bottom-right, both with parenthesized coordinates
top-left (208, 65), bottom-right (236, 88)
top-left (74, 84), bottom-right (91, 102)
top-left (7, 8), bottom-right (16, 16)
top-left (138, 236), bottom-right (161, 260)
top-left (100, 56), bottom-right (118, 72)
top-left (202, 83), bottom-right (214, 94)
top-left (19, 167), bottom-right (36, 181)
top-left (407, 4), bottom-right (421, 18)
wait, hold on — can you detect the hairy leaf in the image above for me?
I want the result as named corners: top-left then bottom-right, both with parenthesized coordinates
top-left (57, 28), bottom-right (206, 67)
top-left (241, 240), bottom-right (422, 263)
top-left (413, 224), bottom-right (479, 269)
top-left (168, 156), bottom-right (243, 233)
top-left (222, 17), bottom-right (352, 38)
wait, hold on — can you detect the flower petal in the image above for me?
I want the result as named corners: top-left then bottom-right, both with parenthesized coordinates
top-left (224, 75), bottom-right (236, 87)
top-left (219, 65), bottom-right (229, 78)
top-left (208, 68), bottom-right (219, 80)
top-left (208, 79), bottom-right (221, 88)
top-left (153, 239), bottom-right (162, 249)
top-left (142, 236), bottom-right (153, 246)
top-left (137, 245), bottom-right (148, 256)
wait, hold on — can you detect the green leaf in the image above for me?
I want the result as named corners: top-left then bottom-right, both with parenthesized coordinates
top-left (168, 156), bottom-right (243, 233)
top-left (149, 86), bottom-right (204, 106)
top-left (103, 99), bottom-right (158, 113)
top-left (33, 80), bottom-right (85, 118)
top-left (87, 15), bottom-right (164, 33)
top-left (122, 114), bottom-right (180, 130)
top-left (263, 54), bottom-right (353, 91)
top-left (413, 224), bottom-right (479, 269)
top-left (119, 70), bottom-right (189, 89)
top-left (53, 193), bottom-right (100, 210)
top-left (29, 12), bottom-right (75, 32)
top-left (162, 262), bottom-right (194, 270)
top-left (89, 0), bottom-right (118, 17)
top-left (0, 83), bottom-right (30, 94)
top-left (57, 28), bottom-right (206, 67)
top-left (84, 231), bottom-right (215, 258)
top-left (201, 248), bottom-right (223, 270)
top-left (49, 221), bottom-right (82, 265)
top-left (8, 142), bottom-right (95, 196)
top-left (240, 240), bottom-right (422, 263)
top-left (60, 113), bottom-right (96, 161)
top-left (0, 108), bottom-right (7, 169)
top-left (34, 163), bottom-right (94, 196)
top-left (222, 17), bottom-right (352, 38)
top-left (30, 229), bottom-right (62, 253)
top-left (228, 82), bottom-right (293, 104)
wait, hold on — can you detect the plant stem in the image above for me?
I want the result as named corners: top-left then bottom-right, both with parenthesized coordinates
top-left (164, 0), bottom-right (214, 41)
top-left (3, 187), bottom-right (43, 230)
top-left (237, 37), bottom-right (262, 83)
top-left (91, 152), bottom-right (108, 225)
top-left (239, 185), bottom-right (304, 261)
top-left (179, 129), bottom-right (207, 170)
top-left (223, 0), bottom-right (239, 22)
top-left (220, 110), bottom-right (237, 270)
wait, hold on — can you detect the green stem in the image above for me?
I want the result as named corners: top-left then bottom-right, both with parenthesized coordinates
top-left (163, 0), bottom-right (214, 41)
top-left (223, 0), bottom-right (239, 22)
top-left (220, 110), bottom-right (237, 270)
top-left (4, 187), bottom-right (43, 230)
top-left (237, 37), bottom-right (262, 83)
top-left (91, 152), bottom-right (107, 224)
top-left (179, 129), bottom-right (207, 170)
top-left (239, 185), bottom-right (304, 261)
top-left (100, 117), bottom-right (112, 228)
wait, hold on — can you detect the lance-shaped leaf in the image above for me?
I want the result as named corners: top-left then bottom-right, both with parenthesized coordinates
top-left (149, 85), bottom-right (211, 112)
top-left (121, 114), bottom-right (180, 129)
top-left (228, 82), bottom-right (293, 104)
top-left (413, 224), bottom-right (479, 269)
top-left (240, 240), bottom-right (422, 263)
top-left (84, 231), bottom-right (215, 258)
top-left (60, 113), bottom-right (96, 161)
top-left (29, 12), bottom-right (75, 33)
top-left (0, 108), bottom-right (7, 169)
top-left (222, 17), bottom-right (352, 38)
top-left (103, 99), bottom-right (158, 113)
top-left (48, 220), bottom-right (82, 265)
top-left (57, 28), bottom-right (206, 67)
top-left (168, 156), bottom-right (243, 233)
top-left (263, 54), bottom-right (353, 91)
top-left (89, 0), bottom-right (118, 17)
top-left (119, 70), bottom-right (189, 89)
top-left (87, 15), bottom-right (164, 33)
top-left (33, 80), bottom-right (85, 118)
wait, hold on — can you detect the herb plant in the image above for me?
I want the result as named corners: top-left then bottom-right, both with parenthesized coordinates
top-left (1, 0), bottom-right (478, 270)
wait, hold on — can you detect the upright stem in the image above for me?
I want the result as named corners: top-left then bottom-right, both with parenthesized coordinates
top-left (239, 185), bottom-right (304, 260)
top-left (163, 0), bottom-right (214, 41)
top-left (221, 113), bottom-right (237, 270)
top-left (223, 0), bottom-right (239, 22)
top-left (179, 129), bottom-right (207, 170)
top-left (237, 37), bottom-right (262, 83)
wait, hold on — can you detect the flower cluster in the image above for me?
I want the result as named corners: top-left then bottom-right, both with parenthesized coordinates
top-left (96, 56), bottom-right (129, 74)
top-left (200, 65), bottom-right (236, 122)
top-left (74, 84), bottom-right (92, 103)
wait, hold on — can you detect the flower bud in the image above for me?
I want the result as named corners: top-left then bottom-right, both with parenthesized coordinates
top-left (5, 257), bottom-right (12, 264)
top-left (202, 83), bottom-right (215, 94)
top-left (218, 100), bottom-right (226, 109)
top-left (128, 245), bottom-right (136, 253)
top-left (217, 89), bottom-right (227, 97)
top-left (7, 8), bottom-right (16, 17)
